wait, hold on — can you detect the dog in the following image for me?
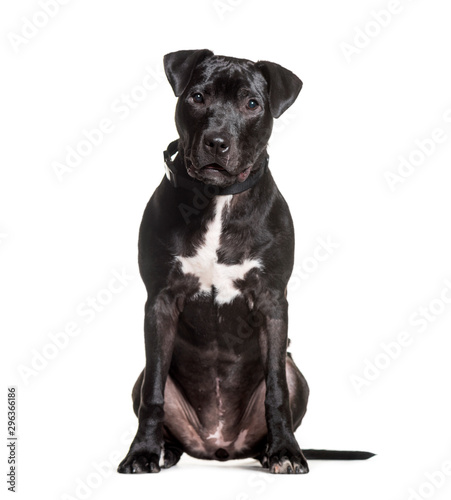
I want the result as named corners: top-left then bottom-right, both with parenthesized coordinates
top-left (118, 49), bottom-right (373, 475)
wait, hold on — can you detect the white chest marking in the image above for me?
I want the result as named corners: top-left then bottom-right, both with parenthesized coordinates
top-left (177, 196), bottom-right (261, 305)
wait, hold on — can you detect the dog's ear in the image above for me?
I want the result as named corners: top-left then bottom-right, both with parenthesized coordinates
top-left (164, 49), bottom-right (214, 97)
top-left (256, 60), bottom-right (303, 118)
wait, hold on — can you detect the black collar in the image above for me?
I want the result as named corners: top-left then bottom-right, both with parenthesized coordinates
top-left (164, 139), bottom-right (268, 196)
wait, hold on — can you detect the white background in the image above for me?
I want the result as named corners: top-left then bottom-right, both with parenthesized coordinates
top-left (2, 1), bottom-right (451, 499)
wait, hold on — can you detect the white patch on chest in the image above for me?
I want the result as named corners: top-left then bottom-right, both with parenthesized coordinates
top-left (177, 196), bottom-right (261, 305)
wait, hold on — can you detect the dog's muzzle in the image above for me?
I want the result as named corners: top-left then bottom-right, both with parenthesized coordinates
top-left (164, 139), bottom-right (268, 196)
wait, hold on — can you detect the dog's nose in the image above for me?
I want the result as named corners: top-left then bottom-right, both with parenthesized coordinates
top-left (203, 135), bottom-right (230, 155)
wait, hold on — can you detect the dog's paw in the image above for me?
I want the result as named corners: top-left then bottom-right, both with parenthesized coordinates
top-left (117, 450), bottom-right (160, 474)
top-left (266, 443), bottom-right (309, 474)
top-left (162, 445), bottom-right (183, 469)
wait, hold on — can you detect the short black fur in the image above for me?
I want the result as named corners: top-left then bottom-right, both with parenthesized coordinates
top-left (118, 49), bottom-right (373, 475)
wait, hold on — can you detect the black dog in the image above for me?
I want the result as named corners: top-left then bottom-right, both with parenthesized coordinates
top-left (118, 49), bottom-right (373, 475)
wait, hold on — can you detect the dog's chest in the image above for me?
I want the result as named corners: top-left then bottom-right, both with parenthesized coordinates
top-left (176, 196), bottom-right (261, 305)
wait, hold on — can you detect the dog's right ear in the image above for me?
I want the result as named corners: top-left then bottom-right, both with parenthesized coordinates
top-left (164, 49), bottom-right (214, 97)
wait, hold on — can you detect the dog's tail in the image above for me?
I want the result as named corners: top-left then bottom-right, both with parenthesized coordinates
top-left (302, 449), bottom-right (375, 460)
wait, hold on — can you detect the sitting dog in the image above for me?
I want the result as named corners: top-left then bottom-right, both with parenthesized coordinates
top-left (118, 49), bottom-right (373, 474)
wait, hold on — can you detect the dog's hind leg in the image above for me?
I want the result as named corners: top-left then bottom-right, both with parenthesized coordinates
top-left (162, 426), bottom-right (184, 469)
top-left (131, 369), bottom-right (144, 417)
top-left (286, 353), bottom-right (309, 430)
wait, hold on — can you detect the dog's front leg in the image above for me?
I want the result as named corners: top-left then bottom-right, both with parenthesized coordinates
top-left (118, 291), bottom-right (178, 474)
top-left (258, 293), bottom-right (309, 474)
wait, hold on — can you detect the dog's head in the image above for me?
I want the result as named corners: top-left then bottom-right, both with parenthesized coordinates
top-left (164, 49), bottom-right (302, 187)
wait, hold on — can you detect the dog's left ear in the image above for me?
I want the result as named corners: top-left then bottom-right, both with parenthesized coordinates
top-left (164, 49), bottom-right (214, 97)
top-left (256, 61), bottom-right (303, 118)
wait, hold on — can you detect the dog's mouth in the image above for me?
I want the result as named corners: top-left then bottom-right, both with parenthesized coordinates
top-left (201, 163), bottom-right (231, 175)
top-left (185, 157), bottom-right (253, 186)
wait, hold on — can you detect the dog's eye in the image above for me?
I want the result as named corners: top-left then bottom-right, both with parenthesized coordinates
top-left (192, 93), bottom-right (204, 104)
top-left (247, 99), bottom-right (259, 110)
